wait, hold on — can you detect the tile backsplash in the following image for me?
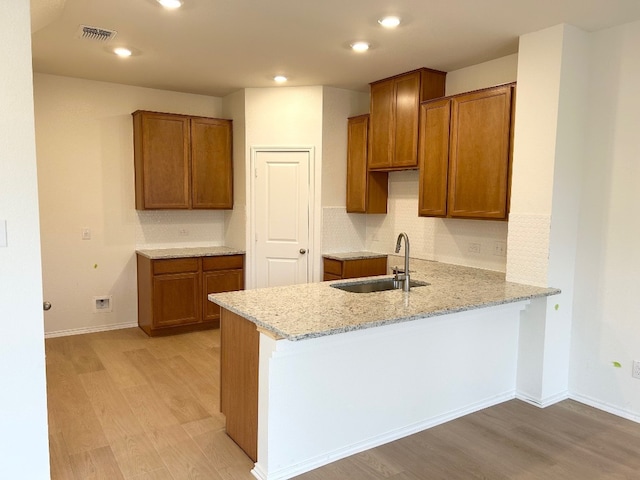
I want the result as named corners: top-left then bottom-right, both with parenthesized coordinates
top-left (135, 210), bottom-right (226, 248)
top-left (322, 171), bottom-right (509, 272)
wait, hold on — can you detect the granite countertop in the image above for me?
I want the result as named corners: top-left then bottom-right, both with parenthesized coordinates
top-left (323, 251), bottom-right (388, 261)
top-left (136, 246), bottom-right (245, 259)
top-left (209, 257), bottom-right (560, 342)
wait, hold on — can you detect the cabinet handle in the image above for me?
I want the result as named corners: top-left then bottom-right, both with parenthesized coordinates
top-left (299, 249), bottom-right (307, 254)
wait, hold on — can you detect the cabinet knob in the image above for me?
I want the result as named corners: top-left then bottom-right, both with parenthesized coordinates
top-left (299, 249), bottom-right (307, 254)
top-left (43, 301), bottom-right (52, 311)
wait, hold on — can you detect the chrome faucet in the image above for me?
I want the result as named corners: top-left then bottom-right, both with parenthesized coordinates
top-left (394, 232), bottom-right (411, 292)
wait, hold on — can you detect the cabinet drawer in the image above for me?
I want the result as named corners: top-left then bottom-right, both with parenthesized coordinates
top-left (323, 258), bottom-right (343, 276)
top-left (153, 258), bottom-right (200, 275)
top-left (342, 257), bottom-right (387, 279)
top-left (203, 254), bottom-right (244, 272)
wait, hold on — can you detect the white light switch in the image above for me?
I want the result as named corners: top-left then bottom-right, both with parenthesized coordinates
top-left (0, 220), bottom-right (6, 247)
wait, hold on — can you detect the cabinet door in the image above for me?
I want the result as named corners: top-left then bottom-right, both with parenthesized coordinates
top-left (448, 85), bottom-right (513, 219)
top-left (152, 272), bottom-right (201, 328)
top-left (368, 79), bottom-right (395, 169)
top-left (191, 118), bottom-right (233, 209)
top-left (346, 115), bottom-right (388, 214)
top-left (204, 269), bottom-right (244, 323)
top-left (418, 99), bottom-right (451, 217)
top-left (393, 71), bottom-right (422, 168)
top-left (134, 112), bottom-right (190, 209)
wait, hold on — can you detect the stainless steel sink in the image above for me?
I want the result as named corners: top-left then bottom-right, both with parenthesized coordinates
top-left (331, 278), bottom-right (429, 293)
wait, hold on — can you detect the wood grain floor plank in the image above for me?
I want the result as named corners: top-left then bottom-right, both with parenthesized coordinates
top-left (123, 348), bottom-right (210, 425)
top-left (109, 433), bottom-right (165, 479)
top-left (79, 369), bottom-right (145, 442)
top-left (49, 433), bottom-right (74, 480)
top-left (69, 446), bottom-right (125, 480)
top-left (121, 384), bottom-right (181, 431)
top-left (158, 437), bottom-right (223, 480)
top-left (192, 428), bottom-right (254, 471)
top-left (128, 467), bottom-right (175, 480)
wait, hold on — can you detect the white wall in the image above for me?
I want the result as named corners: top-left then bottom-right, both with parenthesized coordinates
top-left (244, 87), bottom-right (324, 284)
top-left (0, 0), bottom-right (50, 476)
top-left (570, 19), bottom-right (640, 421)
top-left (507, 25), bottom-right (589, 406)
top-left (362, 56), bottom-right (518, 271)
top-left (222, 89), bottom-right (247, 250)
top-left (33, 74), bottom-right (225, 335)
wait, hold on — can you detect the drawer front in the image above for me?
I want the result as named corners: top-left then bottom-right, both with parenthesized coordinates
top-left (203, 254), bottom-right (244, 272)
top-left (342, 257), bottom-right (387, 279)
top-left (323, 258), bottom-right (343, 277)
top-left (323, 273), bottom-right (342, 282)
top-left (153, 257), bottom-right (200, 275)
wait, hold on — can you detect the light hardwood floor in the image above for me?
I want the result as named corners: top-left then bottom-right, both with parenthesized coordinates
top-left (46, 327), bottom-right (640, 479)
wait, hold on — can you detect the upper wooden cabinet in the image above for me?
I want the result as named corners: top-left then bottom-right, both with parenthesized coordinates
top-left (418, 83), bottom-right (515, 220)
top-left (368, 68), bottom-right (447, 171)
top-left (346, 114), bottom-right (388, 213)
top-left (133, 110), bottom-right (233, 210)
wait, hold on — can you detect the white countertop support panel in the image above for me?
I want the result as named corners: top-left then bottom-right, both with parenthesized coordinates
top-left (251, 302), bottom-right (527, 480)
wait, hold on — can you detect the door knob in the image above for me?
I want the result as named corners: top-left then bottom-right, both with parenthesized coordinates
top-left (299, 249), bottom-right (307, 254)
top-left (43, 301), bottom-right (52, 311)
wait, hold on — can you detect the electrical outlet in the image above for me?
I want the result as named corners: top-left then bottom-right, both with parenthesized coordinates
top-left (468, 243), bottom-right (481, 254)
top-left (82, 227), bottom-right (91, 240)
top-left (493, 241), bottom-right (507, 256)
top-left (633, 360), bottom-right (640, 379)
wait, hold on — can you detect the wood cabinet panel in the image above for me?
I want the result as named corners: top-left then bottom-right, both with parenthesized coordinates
top-left (368, 69), bottom-right (446, 171)
top-left (346, 115), bottom-right (388, 214)
top-left (418, 84), bottom-right (515, 220)
top-left (133, 110), bottom-right (233, 210)
top-left (191, 117), bottom-right (233, 209)
top-left (137, 253), bottom-right (244, 336)
top-left (202, 254), bottom-right (244, 271)
top-left (418, 99), bottom-right (451, 216)
top-left (204, 269), bottom-right (244, 325)
top-left (152, 272), bottom-right (201, 329)
top-left (393, 72), bottom-right (422, 168)
top-left (220, 308), bottom-right (259, 462)
top-left (322, 256), bottom-right (387, 280)
top-left (448, 85), bottom-right (513, 219)
top-left (152, 257), bottom-right (199, 275)
top-left (134, 112), bottom-right (190, 209)
top-left (342, 257), bottom-right (388, 278)
top-left (368, 81), bottom-right (395, 170)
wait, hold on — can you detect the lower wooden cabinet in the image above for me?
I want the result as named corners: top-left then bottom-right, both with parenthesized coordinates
top-left (323, 256), bottom-right (387, 281)
top-left (137, 254), bottom-right (244, 336)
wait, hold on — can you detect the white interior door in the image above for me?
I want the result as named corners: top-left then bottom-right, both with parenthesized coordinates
top-left (254, 150), bottom-right (310, 288)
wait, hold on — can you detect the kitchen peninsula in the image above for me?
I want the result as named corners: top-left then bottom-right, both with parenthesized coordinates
top-left (209, 258), bottom-right (559, 480)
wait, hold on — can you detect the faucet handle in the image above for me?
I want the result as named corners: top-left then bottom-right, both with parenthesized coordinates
top-left (392, 266), bottom-right (404, 275)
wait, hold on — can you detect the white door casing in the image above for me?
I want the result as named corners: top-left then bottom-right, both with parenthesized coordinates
top-left (251, 148), bottom-right (312, 288)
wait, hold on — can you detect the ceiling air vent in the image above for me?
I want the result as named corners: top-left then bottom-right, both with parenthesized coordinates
top-left (76, 25), bottom-right (117, 42)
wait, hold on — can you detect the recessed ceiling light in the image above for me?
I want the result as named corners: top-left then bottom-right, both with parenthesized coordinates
top-left (274, 75), bottom-right (288, 83)
top-left (351, 42), bottom-right (370, 52)
top-left (157, 0), bottom-right (183, 9)
top-left (113, 47), bottom-right (132, 57)
top-left (378, 16), bottom-right (401, 28)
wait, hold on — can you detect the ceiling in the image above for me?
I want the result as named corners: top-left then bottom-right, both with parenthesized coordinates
top-left (30, 0), bottom-right (640, 97)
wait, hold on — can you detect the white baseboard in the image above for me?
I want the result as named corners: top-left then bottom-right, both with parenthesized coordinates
top-left (570, 392), bottom-right (640, 424)
top-left (254, 391), bottom-right (516, 480)
top-left (516, 390), bottom-right (569, 408)
top-left (44, 322), bottom-right (138, 338)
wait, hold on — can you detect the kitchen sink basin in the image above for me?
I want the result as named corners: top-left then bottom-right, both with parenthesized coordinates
top-left (331, 278), bottom-right (429, 293)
